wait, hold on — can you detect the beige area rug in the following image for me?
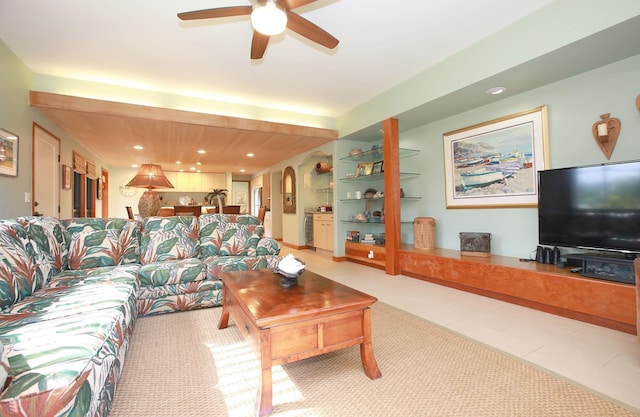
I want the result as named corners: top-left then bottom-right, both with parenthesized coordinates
top-left (110, 303), bottom-right (638, 417)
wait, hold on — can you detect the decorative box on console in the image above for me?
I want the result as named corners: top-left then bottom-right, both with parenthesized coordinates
top-left (459, 232), bottom-right (491, 257)
top-left (413, 217), bottom-right (435, 250)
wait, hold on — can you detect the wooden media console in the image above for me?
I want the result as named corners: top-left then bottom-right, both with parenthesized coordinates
top-left (398, 245), bottom-right (637, 334)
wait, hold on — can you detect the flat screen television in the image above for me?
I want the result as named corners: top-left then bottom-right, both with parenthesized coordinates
top-left (537, 160), bottom-right (640, 257)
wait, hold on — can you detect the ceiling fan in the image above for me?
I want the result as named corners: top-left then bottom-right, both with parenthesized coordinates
top-left (177, 0), bottom-right (339, 59)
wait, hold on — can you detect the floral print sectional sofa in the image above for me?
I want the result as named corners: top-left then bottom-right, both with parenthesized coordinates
top-left (0, 213), bottom-right (280, 416)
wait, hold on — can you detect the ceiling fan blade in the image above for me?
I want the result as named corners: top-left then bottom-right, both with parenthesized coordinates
top-left (285, 11), bottom-right (339, 49)
top-left (251, 31), bottom-right (270, 59)
top-left (278, 0), bottom-right (317, 10)
top-left (177, 6), bottom-right (252, 21)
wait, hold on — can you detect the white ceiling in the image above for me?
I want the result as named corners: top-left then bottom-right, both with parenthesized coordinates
top-left (3, 1), bottom-right (639, 175)
top-left (0, 0), bottom-right (556, 118)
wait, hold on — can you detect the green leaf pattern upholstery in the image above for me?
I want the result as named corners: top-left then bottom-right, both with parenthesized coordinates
top-left (136, 280), bottom-right (223, 316)
top-left (0, 263), bottom-right (137, 417)
top-left (0, 219), bottom-right (36, 310)
top-left (138, 258), bottom-right (204, 286)
top-left (140, 216), bottom-right (199, 263)
top-left (0, 213), bottom-right (280, 415)
top-left (62, 218), bottom-right (139, 270)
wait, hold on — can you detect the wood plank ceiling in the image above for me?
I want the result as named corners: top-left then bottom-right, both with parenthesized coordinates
top-left (30, 92), bottom-right (338, 175)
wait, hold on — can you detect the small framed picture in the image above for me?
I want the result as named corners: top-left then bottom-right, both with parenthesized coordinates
top-left (0, 129), bottom-right (18, 177)
top-left (356, 162), bottom-right (374, 177)
top-left (372, 161), bottom-right (384, 174)
top-left (62, 165), bottom-right (71, 190)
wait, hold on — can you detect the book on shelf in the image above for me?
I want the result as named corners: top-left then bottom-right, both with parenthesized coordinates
top-left (359, 239), bottom-right (376, 244)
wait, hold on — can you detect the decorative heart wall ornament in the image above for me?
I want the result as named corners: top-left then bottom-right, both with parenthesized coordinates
top-left (636, 94), bottom-right (640, 112)
top-left (591, 113), bottom-right (621, 160)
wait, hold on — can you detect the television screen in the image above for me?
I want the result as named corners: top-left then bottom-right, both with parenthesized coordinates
top-left (538, 160), bottom-right (640, 254)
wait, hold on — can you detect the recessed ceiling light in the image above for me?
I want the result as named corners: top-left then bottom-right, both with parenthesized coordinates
top-left (131, 164), bottom-right (139, 168)
top-left (196, 162), bottom-right (202, 166)
top-left (197, 150), bottom-right (206, 154)
top-left (240, 169), bottom-right (246, 173)
top-left (486, 86), bottom-right (507, 95)
top-left (190, 167), bottom-right (196, 171)
top-left (133, 145), bottom-right (143, 150)
top-left (176, 161), bottom-right (182, 164)
top-left (246, 153), bottom-right (254, 157)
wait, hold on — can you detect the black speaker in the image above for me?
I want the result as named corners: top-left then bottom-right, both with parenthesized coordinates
top-left (536, 246), bottom-right (544, 263)
top-left (552, 246), bottom-right (561, 265)
top-left (543, 247), bottom-right (553, 264)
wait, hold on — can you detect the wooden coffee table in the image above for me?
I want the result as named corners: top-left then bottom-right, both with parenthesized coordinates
top-left (219, 269), bottom-right (381, 416)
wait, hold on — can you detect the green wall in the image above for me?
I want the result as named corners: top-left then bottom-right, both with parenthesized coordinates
top-left (0, 39), bottom-right (32, 218)
top-left (0, 38), bottom-right (111, 219)
top-left (399, 54), bottom-right (640, 258)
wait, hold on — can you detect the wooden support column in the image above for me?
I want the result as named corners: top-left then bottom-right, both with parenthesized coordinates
top-left (383, 118), bottom-right (400, 275)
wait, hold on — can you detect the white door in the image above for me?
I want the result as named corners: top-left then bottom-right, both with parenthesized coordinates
top-left (33, 125), bottom-right (60, 217)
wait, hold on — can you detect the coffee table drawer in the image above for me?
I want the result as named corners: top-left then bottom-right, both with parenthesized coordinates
top-left (226, 292), bottom-right (260, 348)
top-left (270, 309), bottom-right (365, 363)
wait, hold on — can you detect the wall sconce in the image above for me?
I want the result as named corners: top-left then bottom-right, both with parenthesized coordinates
top-left (591, 113), bottom-right (621, 160)
top-left (126, 163), bottom-right (174, 218)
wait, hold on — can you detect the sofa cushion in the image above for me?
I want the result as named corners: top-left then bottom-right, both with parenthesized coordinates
top-left (140, 216), bottom-right (199, 264)
top-left (199, 214), bottom-right (264, 257)
top-left (203, 254), bottom-right (280, 280)
top-left (136, 279), bottom-right (223, 316)
top-left (138, 258), bottom-right (205, 286)
top-left (62, 218), bottom-right (140, 270)
top-left (0, 268), bottom-right (138, 417)
top-left (46, 264), bottom-right (141, 290)
top-left (20, 216), bottom-right (69, 286)
top-left (0, 219), bottom-right (37, 311)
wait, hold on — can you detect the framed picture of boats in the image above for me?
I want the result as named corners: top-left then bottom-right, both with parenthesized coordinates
top-left (443, 106), bottom-right (549, 208)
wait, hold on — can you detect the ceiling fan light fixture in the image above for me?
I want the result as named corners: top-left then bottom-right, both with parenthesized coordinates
top-left (251, 1), bottom-right (287, 36)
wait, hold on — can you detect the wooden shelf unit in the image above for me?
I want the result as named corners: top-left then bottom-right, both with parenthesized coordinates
top-left (398, 245), bottom-right (637, 334)
top-left (345, 241), bottom-right (386, 270)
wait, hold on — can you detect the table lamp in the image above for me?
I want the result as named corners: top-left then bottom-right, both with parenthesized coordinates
top-left (126, 163), bottom-right (174, 218)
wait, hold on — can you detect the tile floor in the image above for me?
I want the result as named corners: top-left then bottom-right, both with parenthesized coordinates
top-left (287, 247), bottom-right (640, 414)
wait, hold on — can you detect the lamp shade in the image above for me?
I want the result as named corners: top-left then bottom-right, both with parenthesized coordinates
top-left (126, 163), bottom-right (174, 189)
top-left (126, 164), bottom-right (174, 218)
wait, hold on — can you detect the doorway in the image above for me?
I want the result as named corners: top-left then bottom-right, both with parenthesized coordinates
top-left (32, 124), bottom-right (60, 217)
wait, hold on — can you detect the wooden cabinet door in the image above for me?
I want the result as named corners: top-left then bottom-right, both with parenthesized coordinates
top-left (201, 173), bottom-right (226, 191)
top-left (313, 215), bottom-right (326, 249)
top-left (313, 214), bottom-right (333, 251)
top-left (176, 172), bottom-right (201, 191)
top-left (325, 218), bottom-right (334, 251)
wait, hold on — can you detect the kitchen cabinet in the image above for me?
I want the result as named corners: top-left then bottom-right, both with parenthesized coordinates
top-left (313, 213), bottom-right (334, 251)
top-left (164, 171), bottom-right (227, 192)
top-left (176, 172), bottom-right (200, 191)
top-left (201, 172), bottom-right (226, 191)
